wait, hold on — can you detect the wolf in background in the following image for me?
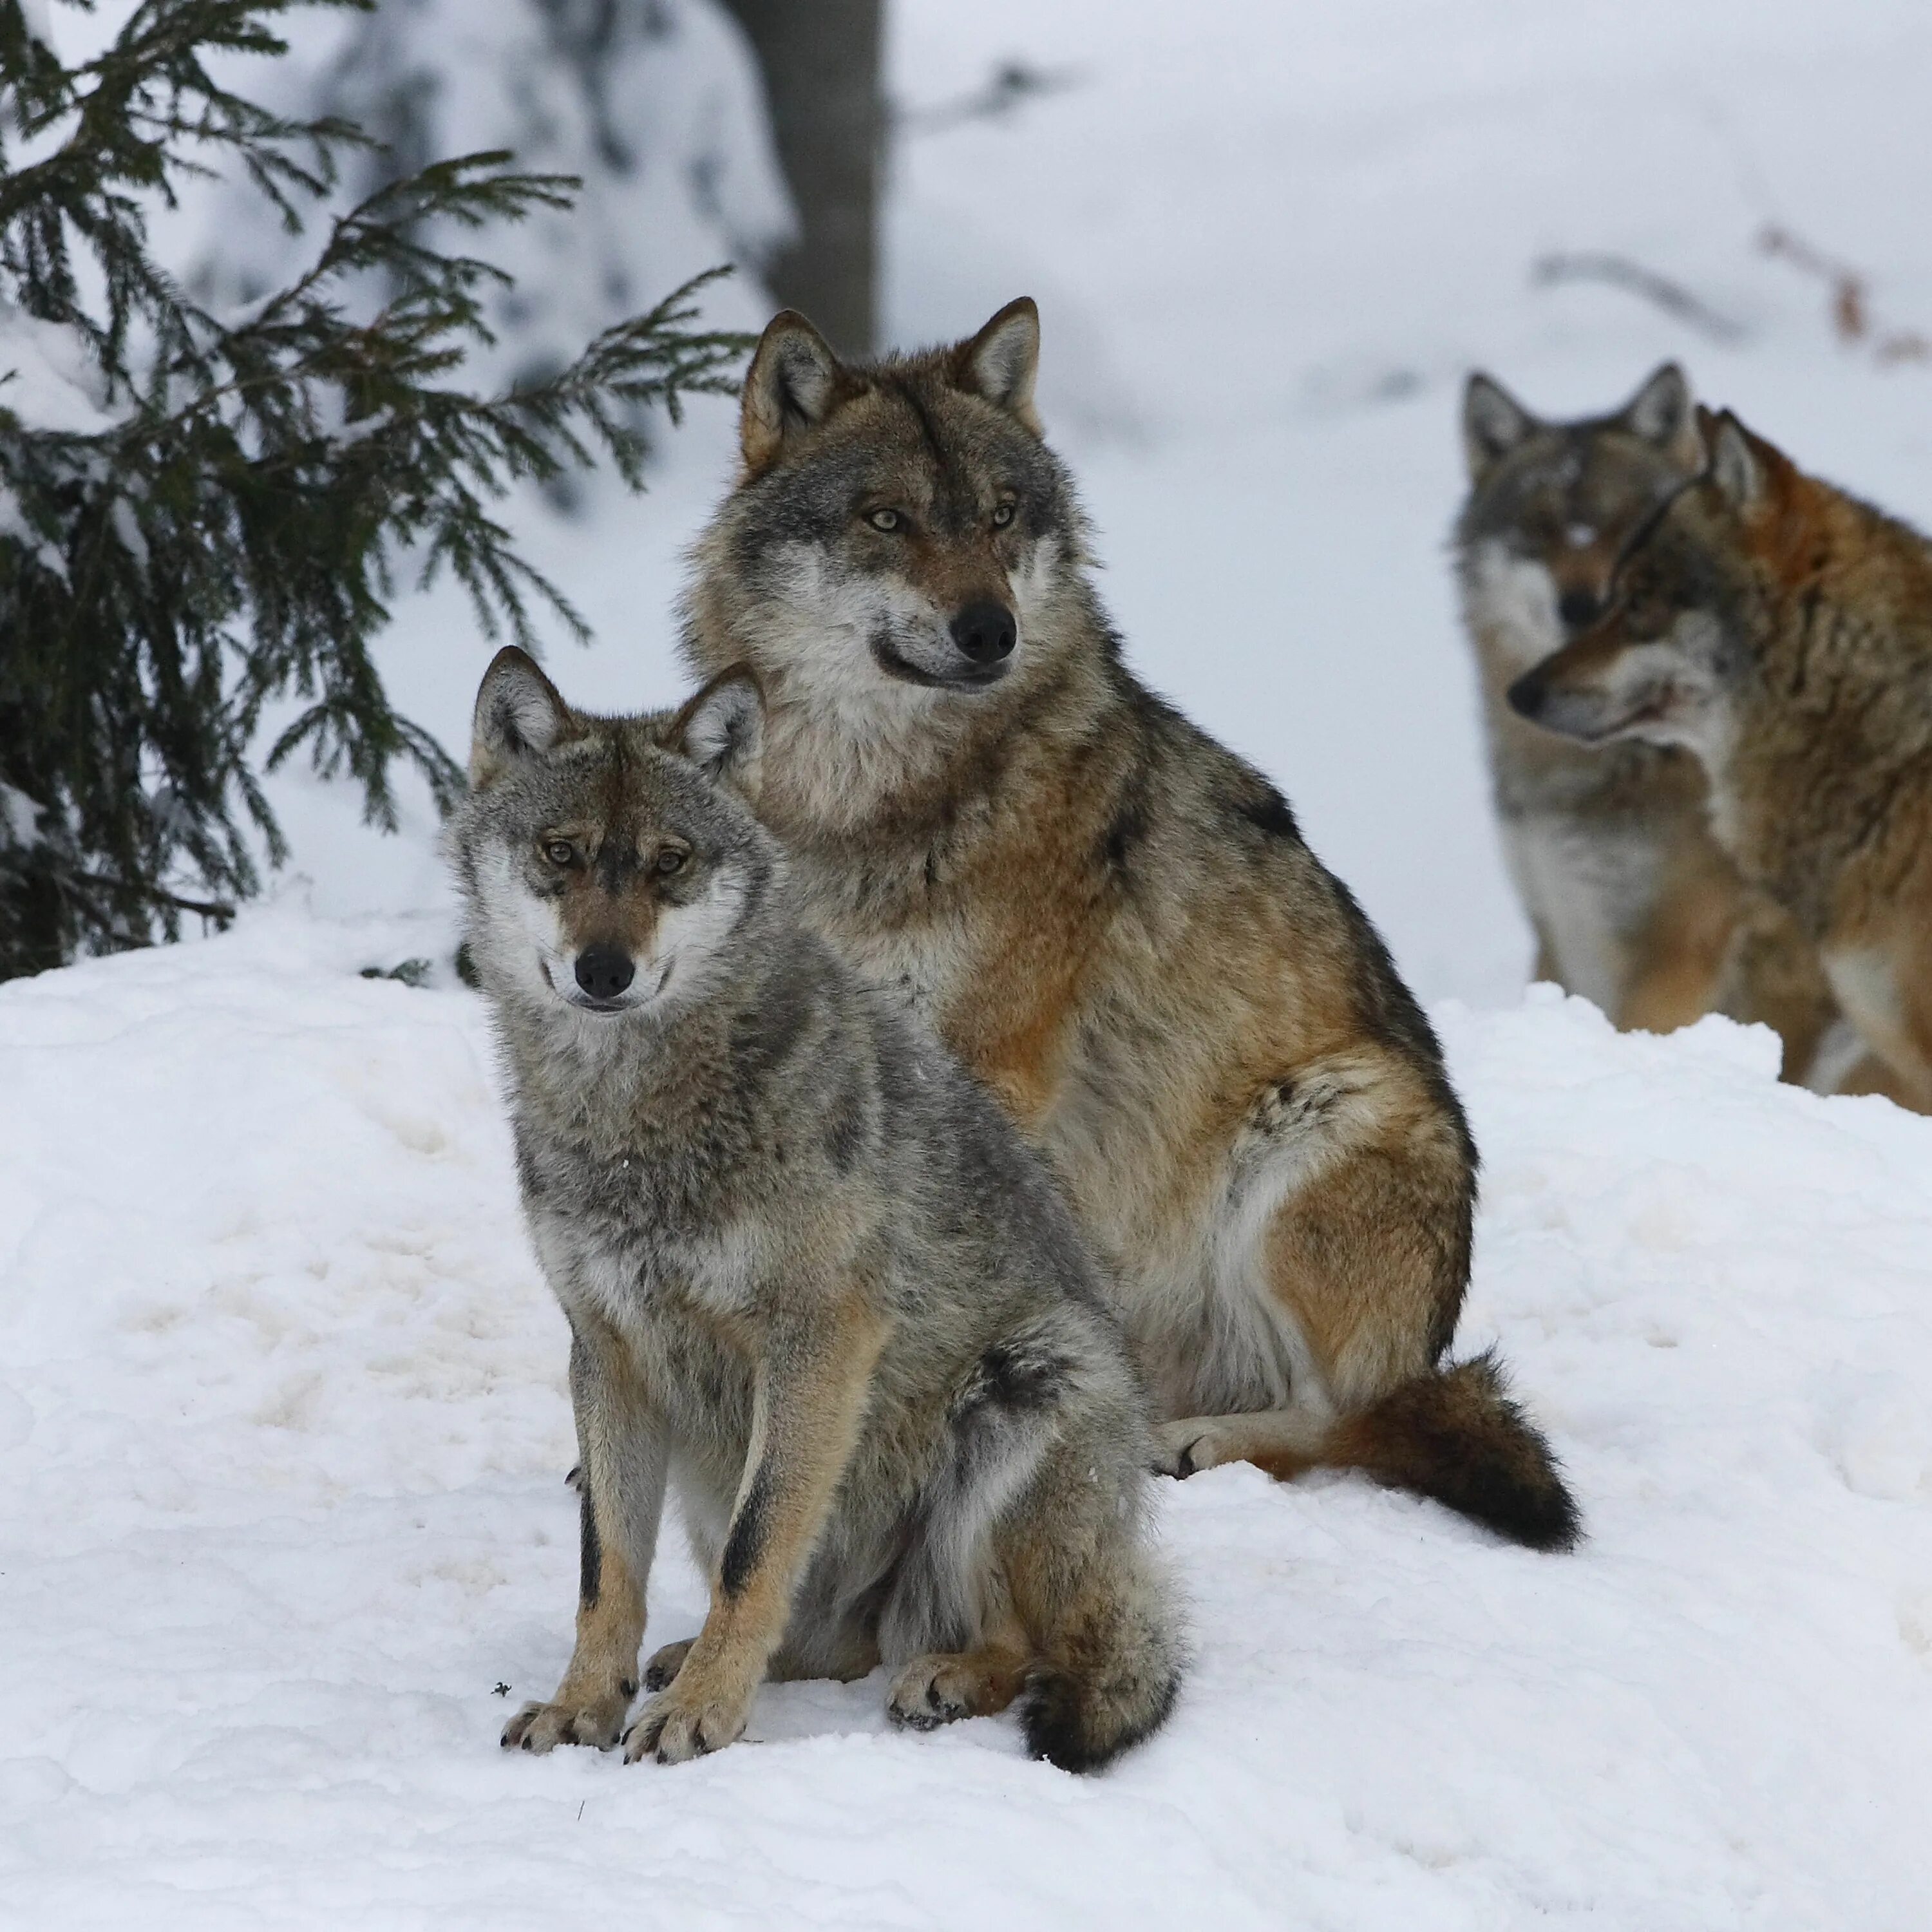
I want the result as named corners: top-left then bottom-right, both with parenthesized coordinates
top-left (1509, 409), bottom-right (1932, 1113)
top-left (453, 649), bottom-right (1180, 1772)
top-left (1456, 364), bottom-right (1841, 1082)
top-left (679, 299), bottom-right (1580, 1552)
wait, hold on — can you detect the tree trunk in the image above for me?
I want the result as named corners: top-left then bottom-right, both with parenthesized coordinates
top-left (721, 0), bottom-right (883, 355)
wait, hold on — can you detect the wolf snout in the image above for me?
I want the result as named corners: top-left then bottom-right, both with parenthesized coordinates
top-left (1506, 665), bottom-right (1550, 723)
top-left (949, 599), bottom-right (1018, 669)
top-left (574, 944), bottom-right (636, 1003)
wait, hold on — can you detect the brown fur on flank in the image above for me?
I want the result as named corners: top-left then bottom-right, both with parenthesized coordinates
top-left (678, 301), bottom-right (1580, 1551)
top-left (1455, 367), bottom-right (1839, 1083)
top-left (1511, 409), bottom-right (1932, 1113)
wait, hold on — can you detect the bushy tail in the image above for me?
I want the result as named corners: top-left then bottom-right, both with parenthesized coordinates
top-left (1018, 1554), bottom-right (1184, 1774)
top-left (1321, 1349), bottom-right (1581, 1551)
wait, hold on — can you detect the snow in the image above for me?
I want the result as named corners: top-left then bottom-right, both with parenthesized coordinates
top-left (9, 0), bottom-right (1932, 1923)
top-left (4, 919), bottom-right (1931, 1927)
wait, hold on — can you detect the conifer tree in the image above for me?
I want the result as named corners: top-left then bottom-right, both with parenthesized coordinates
top-left (0, 0), bottom-right (750, 978)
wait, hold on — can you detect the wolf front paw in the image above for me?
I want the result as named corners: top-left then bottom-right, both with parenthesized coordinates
top-left (1151, 1416), bottom-right (1229, 1479)
top-left (500, 1686), bottom-right (634, 1754)
top-left (621, 1675), bottom-right (750, 1765)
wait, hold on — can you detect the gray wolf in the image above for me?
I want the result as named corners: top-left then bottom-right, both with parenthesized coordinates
top-left (678, 299), bottom-right (1580, 1551)
top-left (451, 647), bottom-right (1181, 1771)
top-left (1507, 408), bottom-right (1932, 1113)
top-left (1456, 364), bottom-right (1838, 1079)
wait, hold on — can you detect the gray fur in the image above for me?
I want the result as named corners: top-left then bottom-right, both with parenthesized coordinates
top-left (450, 651), bottom-right (1181, 1771)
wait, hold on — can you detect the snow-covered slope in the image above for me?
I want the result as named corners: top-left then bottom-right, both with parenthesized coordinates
top-left (3, 918), bottom-right (1930, 1927)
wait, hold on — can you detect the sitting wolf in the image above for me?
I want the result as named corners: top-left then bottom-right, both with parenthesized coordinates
top-left (681, 299), bottom-right (1580, 1549)
top-left (451, 647), bottom-right (1181, 1771)
top-left (1508, 409), bottom-right (1932, 1114)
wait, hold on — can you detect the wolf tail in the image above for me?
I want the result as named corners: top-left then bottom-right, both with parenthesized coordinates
top-left (1018, 1543), bottom-right (1184, 1774)
top-left (1320, 1349), bottom-right (1580, 1552)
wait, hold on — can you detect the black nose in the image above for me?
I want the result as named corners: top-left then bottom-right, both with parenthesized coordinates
top-left (574, 944), bottom-right (636, 1001)
top-left (1506, 667), bottom-right (1549, 721)
top-left (1557, 588), bottom-right (1599, 631)
top-left (948, 600), bottom-right (1018, 667)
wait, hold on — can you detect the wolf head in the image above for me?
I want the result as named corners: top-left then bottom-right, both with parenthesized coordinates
top-left (1457, 363), bottom-right (1705, 666)
top-left (450, 648), bottom-right (773, 1021)
top-left (1504, 411), bottom-right (1777, 759)
top-left (683, 298), bottom-right (1092, 710)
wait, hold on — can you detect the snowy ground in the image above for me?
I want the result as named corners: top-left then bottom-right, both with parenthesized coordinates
top-left (8, 0), bottom-right (1932, 1925)
top-left (5, 918), bottom-right (1931, 1927)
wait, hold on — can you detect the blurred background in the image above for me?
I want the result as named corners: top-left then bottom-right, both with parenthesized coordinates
top-left (124, 0), bottom-right (1932, 1002)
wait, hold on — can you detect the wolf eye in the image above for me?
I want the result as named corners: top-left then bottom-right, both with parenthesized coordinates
top-left (866, 507), bottom-right (904, 533)
top-left (542, 840), bottom-right (574, 867)
top-left (991, 500), bottom-right (1016, 529)
top-left (654, 845), bottom-right (688, 876)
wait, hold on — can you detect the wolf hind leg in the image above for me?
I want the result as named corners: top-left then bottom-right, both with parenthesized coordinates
top-left (886, 1605), bottom-right (1031, 1732)
top-left (1000, 1440), bottom-right (1182, 1774)
top-left (640, 1636), bottom-right (694, 1692)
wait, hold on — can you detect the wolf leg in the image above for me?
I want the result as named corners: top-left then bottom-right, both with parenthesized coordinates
top-left (1152, 1407), bottom-right (1326, 1478)
top-left (1000, 1447), bottom-right (1181, 1773)
top-left (886, 1609), bottom-right (1031, 1732)
top-left (624, 1295), bottom-right (886, 1765)
top-left (1615, 846), bottom-right (1741, 1036)
top-left (504, 1321), bottom-right (667, 1754)
top-left (640, 1636), bottom-right (694, 1692)
top-left (1160, 1056), bottom-right (1578, 1549)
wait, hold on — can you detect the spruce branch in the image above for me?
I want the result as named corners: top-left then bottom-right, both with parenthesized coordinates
top-left (0, 0), bottom-right (757, 976)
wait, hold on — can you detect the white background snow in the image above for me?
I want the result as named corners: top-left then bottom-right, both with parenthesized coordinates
top-left (6, 2), bottom-right (1932, 1926)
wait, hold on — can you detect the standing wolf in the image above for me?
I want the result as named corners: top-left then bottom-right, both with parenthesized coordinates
top-left (453, 649), bottom-right (1180, 1770)
top-left (680, 299), bottom-right (1580, 1551)
top-left (1456, 365), bottom-right (1837, 1077)
top-left (1508, 410), bottom-right (1932, 1113)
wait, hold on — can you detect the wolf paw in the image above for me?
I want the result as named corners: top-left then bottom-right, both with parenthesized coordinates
top-left (641, 1636), bottom-right (695, 1692)
top-left (500, 1687), bottom-right (634, 1754)
top-left (621, 1676), bottom-right (750, 1765)
top-left (886, 1654), bottom-right (989, 1731)
top-left (1151, 1416), bottom-right (1229, 1479)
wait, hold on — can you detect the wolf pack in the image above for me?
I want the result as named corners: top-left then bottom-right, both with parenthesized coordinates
top-left (450, 298), bottom-right (1932, 1778)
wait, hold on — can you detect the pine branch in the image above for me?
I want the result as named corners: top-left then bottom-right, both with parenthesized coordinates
top-left (0, 0), bottom-right (757, 977)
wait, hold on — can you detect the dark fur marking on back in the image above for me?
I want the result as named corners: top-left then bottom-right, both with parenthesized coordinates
top-left (822, 1065), bottom-right (869, 1175)
top-left (720, 1463), bottom-right (773, 1598)
top-left (1235, 783), bottom-right (1301, 842)
top-left (1099, 771), bottom-right (1150, 886)
top-left (732, 960), bottom-right (813, 1084)
top-left (967, 1341), bottom-right (1072, 1415)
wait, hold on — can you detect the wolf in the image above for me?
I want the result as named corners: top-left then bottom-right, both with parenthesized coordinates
top-left (678, 299), bottom-right (1580, 1551)
top-left (452, 648), bottom-right (1182, 1772)
top-left (1456, 365), bottom-right (1838, 1078)
top-left (1506, 408), bottom-right (1932, 1113)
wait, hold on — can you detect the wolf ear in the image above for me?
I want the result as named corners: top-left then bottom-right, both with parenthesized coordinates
top-left (1705, 412), bottom-right (1765, 513)
top-left (1463, 373), bottom-right (1536, 480)
top-left (1620, 362), bottom-right (1700, 468)
top-left (470, 647), bottom-right (572, 789)
top-left (742, 310), bottom-right (843, 476)
top-left (671, 667), bottom-right (764, 805)
top-left (955, 297), bottom-right (1042, 435)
